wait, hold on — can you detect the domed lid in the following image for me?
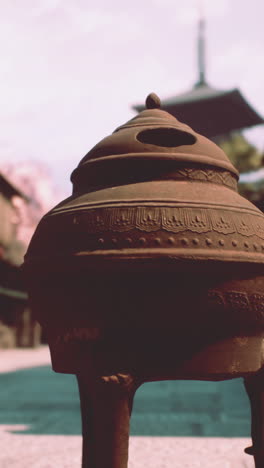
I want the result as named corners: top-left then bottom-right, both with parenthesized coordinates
top-left (71, 93), bottom-right (238, 193)
top-left (114, 93), bottom-right (195, 133)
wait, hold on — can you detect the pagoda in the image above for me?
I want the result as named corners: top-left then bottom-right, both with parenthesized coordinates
top-left (134, 15), bottom-right (264, 140)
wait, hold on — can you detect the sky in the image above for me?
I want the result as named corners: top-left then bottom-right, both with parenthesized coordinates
top-left (0, 0), bottom-right (264, 194)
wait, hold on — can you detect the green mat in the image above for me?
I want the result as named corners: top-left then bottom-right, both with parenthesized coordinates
top-left (0, 366), bottom-right (251, 436)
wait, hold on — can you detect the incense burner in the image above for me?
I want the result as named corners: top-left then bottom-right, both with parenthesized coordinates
top-left (24, 94), bottom-right (264, 468)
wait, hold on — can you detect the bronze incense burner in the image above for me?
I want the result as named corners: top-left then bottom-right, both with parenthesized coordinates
top-left (24, 94), bottom-right (264, 467)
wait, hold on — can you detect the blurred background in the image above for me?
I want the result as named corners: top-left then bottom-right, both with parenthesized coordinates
top-left (0, 0), bottom-right (263, 446)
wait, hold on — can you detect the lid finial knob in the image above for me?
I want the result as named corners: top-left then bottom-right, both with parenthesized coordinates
top-left (146, 93), bottom-right (161, 109)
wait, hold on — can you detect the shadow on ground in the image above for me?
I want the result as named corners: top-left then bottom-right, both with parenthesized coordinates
top-left (0, 365), bottom-right (251, 437)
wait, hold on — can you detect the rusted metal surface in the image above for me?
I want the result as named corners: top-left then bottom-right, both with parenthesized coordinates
top-left (24, 93), bottom-right (264, 467)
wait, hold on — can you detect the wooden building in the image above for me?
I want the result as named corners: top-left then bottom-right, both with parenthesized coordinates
top-left (134, 17), bottom-right (264, 140)
top-left (0, 172), bottom-right (41, 348)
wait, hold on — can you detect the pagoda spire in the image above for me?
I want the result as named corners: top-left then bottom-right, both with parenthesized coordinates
top-left (195, 0), bottom-right (206, 87)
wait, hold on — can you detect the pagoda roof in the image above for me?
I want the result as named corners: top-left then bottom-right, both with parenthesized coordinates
top-left (159, 83), bottom-right (228, 104)
top-left (133, 84), bottom-right (264, 139)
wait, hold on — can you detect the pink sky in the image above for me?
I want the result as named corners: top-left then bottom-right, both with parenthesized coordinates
top-left (0, 0), bottom-right (263, 193)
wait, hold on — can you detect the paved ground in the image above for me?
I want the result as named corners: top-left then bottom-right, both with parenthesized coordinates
top-left (0, 346), bottom-right (255, 467)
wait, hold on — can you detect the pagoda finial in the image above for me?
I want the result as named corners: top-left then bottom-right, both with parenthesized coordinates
top-left (195, 0), bottom-right (206, 87)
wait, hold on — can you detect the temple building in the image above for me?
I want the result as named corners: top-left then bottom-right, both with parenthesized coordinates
top-left (0, 172), bottom-right (41, 348)
top-left (134, 16), bottom-right (264, 141)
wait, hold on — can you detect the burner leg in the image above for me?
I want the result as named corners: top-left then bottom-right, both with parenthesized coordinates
top-left (77, 373), bottom-right (139, 468)
top-left (244, 370), bottom-right (264, 468)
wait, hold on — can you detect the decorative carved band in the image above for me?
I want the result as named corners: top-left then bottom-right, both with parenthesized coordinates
top-left (74, 206), bottom-right (264, 239)
top-left (172, 168), bottom-right (237, 190)
top-left (208, 290), bottom-right (264, 320)
top-left (51, 290), bottom-right (264, 347)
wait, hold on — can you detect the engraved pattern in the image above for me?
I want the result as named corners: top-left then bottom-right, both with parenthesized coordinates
top-left (176, 168), bottom-right (237, 190)
top-left (161, 207), bottom-right (186, 233)
top-left (54, 327), bottom-right (101, 345)
top-left (208, 290), bottom-right (225, 308)
top-left (109, 208), bottom-right (135, 232)
top-left (251, 294), bottom-right (264, 317)
top-left (252, 219), bottom-right (264, 240)
top-left (72, 206), bottom-right (264, 240)
top-left (221, 171), bottom-right (237, 188)
top-left (208, 290), bottom-right (264, 319)
top-left (135, 207), bottom-right (161, 232)
top-left (235, 215), bottom-right (256, 237)
top-left (86, 211), bottom-right (109, 233)
top-left (52, 291), bottom-right (264, 348)
top-left (210, 212), bottom-right (236, 235)
top-left (185, 209), bottom-right (210, 233)
top-left (225, 291), bottom-right (250, 311)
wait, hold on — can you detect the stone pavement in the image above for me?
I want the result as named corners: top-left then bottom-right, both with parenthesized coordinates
top-left (0, 346), bottom-right (255, 467)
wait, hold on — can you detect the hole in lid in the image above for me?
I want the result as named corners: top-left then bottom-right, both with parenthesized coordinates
top-left (136, 127), bottom-right (196, 148)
